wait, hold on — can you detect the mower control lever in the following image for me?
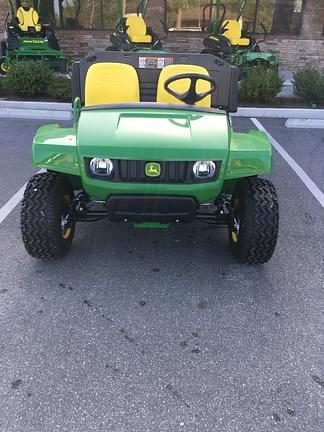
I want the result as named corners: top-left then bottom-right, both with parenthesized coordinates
top-left (164, 73), bottom-right (215, 105)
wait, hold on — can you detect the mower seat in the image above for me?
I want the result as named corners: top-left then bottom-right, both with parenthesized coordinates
top-left (17, 7), bottom-right (42, 33)
top-left (85, 63), bottom-right (140, 106)
top-left (156, 64), bottom-right (212, 107)
top-left (125, 15), bottom-right (152, 44)
top-left (222, 20), bottom-right (250, 46)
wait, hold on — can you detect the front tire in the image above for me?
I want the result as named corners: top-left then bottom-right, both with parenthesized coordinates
top-left (229, 178), bottom-right (279, 264)
top-left (21, 172), bottom-right (75, 259)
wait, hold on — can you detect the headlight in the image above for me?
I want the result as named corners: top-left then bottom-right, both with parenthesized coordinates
top-left (193, 161), bottom-right (216, 179)
top-left (89, 158), bottom-right (113, 176)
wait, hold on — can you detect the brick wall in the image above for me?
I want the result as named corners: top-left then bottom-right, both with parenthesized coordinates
top-left (1, 0), bottom-right (323, 73)
top-left (260, 37), bottom-right (324, 72)
top-left (56, 29), bottom-right (324, 73)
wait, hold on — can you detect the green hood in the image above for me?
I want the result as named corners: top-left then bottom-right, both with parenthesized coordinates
top-left (77, 107), bottom-right (230, 161)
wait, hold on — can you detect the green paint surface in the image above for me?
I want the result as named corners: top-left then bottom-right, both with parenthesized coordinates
top-left (32, 106), bottom-right (272, 204)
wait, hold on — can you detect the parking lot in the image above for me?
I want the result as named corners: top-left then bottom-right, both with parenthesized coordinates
top-left (0, 117), bottom-right (323, 432)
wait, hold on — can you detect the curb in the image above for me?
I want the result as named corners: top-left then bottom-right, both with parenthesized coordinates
top-left (233, 107), bottom-right (324, 119)
top-left (0, 101), bottom-right (71, 111)
top-left (285, 119), bottom-right (324, 129)
top-left (0, 101), bottom-right (72, 120)
top-left (0, 109), bottom-right (72, 121)
top-left (0, 101), bottom-right (323, 121)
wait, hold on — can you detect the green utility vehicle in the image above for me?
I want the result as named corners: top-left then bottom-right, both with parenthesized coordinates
top-left (202, 0), bottom-right (278, 75)
top-left (0, 0), bottom-right (66, 74)
top-left (21, 51), bottom-right (279, 264)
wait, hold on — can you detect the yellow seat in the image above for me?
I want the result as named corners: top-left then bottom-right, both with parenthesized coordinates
top-left (125, 15), bottom-right (152, 44)
top-left (17, 7), bottom-right (42, 32)
top-left (222, 20), bottom-right (250, 46)
top-left (156, 64), bottom-right (212, 107)
top-left (85, 63), bottom-right (140, 106)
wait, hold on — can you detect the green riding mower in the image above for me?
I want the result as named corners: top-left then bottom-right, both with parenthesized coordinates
top-left (201, 0), bottom-right (278, 76)
top-left (109, 0), bottom-right (164, 52)
top-left (0, 0), bottom-right (67, 74)
top-left (21, 50), bottom-right (279, 264)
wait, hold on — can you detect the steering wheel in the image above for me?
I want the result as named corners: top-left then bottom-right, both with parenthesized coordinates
top-left (164, 73), bottom-right (215, 105)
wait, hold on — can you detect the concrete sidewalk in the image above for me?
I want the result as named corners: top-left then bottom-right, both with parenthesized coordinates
top-left (0, 100), bottom-right (323, 121)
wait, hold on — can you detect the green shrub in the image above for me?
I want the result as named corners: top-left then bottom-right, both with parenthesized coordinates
top-left (47, 74), bottom-right (72, 101)
top-left (3, 61), bottom-right (53, 97)
top-left (240, 67), bottom-right (283, 103)
top-left (0, 78), bottom-right (9, 97)
top-left (293, 68), bottom-right (324, 105)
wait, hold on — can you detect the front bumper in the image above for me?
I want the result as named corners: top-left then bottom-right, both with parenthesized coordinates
top-left (106, 195), bottom-right (198, 223)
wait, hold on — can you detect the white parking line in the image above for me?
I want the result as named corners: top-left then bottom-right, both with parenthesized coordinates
top-left (0, 183), bottom-right (27, 225)
top-left (251, 118), bottom-right (324, 209)
top-left (0, 170), bottom-right (44, 225)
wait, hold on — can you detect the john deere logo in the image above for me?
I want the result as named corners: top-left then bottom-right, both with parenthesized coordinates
top-left (145, 162), bottom-right (161, 177)
top-left (23, 40), bottom-right (44, 44)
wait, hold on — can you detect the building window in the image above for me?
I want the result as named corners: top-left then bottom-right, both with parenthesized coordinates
top-left (48, 0), bottom-right (154, 30)
top-left (21, 0), bottom-right (305, 34)
top-left (167, 0), bottom-right (305, 35)
top-left (50, 0), bottom-right (120, 29)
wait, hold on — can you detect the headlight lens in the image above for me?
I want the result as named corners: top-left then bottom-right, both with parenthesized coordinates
top-left (193, 161), bottom-right (216, 179)
top-left (89, 158), bottom-right (113, 176)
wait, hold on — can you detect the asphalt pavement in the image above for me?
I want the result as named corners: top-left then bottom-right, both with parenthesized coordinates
top-left (0, 117), bottom-right (323, 432)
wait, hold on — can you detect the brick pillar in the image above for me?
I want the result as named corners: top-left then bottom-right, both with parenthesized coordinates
top-left (301, 0), bottom-right (324, 39)
top-left (0, 0), bottom-right (8, 33)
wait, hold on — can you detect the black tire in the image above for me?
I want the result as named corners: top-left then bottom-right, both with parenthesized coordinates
top-left (1, 40), bottom-right (7, 57)
top-left (229, 178), bottom-right (279, 264)
top-left (58, 58), bottom-right (67, 74)
top-left (249, 59), bottom-right (270, 69)
top-left (21, 172), bottom-right (75, 259)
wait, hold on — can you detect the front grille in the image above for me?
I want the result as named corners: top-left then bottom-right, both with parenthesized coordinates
top-left (118, 160), bottom-right (188, 183)
top-left (86, 159), bottom-right (221, 183)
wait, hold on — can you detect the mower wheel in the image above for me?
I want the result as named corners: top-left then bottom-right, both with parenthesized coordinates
top-left (0, 59), bottom-right (8, 75)
top-left (58, 58), bottom-right (67, 74)
top-left (21, 172), bottom-right (75, 259)
top-left (250, 59), bottom-right (270, 69)
top-left (229, 178), bottom-right (279, 264)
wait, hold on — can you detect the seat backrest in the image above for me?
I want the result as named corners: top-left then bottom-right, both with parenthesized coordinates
top-left (222, 20), bottom-right (242, 42)
top-left (156, 64), bottom-right (212, 107)
top-left (85, 63), bottom-right (140, 106)
top-left (17, 7), bottom-right (40, 32)
top-left (125, 15), bottom-right (147, 37)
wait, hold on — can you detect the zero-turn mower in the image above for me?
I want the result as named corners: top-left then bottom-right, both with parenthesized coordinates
top-left (201, 0), bottom-right (278, 76)
top-left (109, 0), bottom-right (163, 52)
top-left (0, 0), bottom-right (67, 74)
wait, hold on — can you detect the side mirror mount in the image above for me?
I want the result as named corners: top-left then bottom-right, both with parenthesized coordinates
top-left (73, 97), bottom-right (81, 125)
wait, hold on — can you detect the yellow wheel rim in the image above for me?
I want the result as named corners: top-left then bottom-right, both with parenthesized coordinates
top-left (61, 194), bottom-right (72, 240)
top-left (0, 62), bottom-right (8, 73)
top-left (231, 231), bottom-right (238, 243)
top-left (231, 197), bottom-right (240, 243)
top-left (62, 227), bottom-right (72, 240)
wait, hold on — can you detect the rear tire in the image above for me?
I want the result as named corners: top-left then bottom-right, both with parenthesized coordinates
top-left (21, 172), bottom-right (75, 259)
top-left (58, 58), bottom-right (67, 74)
top-left (229, 178), bottom-right (279, 264)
